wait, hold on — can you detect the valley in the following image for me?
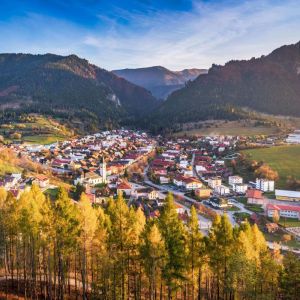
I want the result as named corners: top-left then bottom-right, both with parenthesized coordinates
top-left (1, 1), bottom-right (300, 299)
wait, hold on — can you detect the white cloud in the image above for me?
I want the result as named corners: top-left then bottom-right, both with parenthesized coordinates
top-left (80, 0), bottom-right (300, 69)
top-left (0, 0), bottom-right (299, 70)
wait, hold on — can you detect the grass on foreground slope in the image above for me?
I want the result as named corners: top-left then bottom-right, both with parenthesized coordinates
top-left (0, 148), bottom-right (22, 176)
top-left (242, 145), bottom-right (300, 188)
top-left (0, 161), bottom-right (22, 176)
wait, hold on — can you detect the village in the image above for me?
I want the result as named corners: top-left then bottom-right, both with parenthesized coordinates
top-left (1, 129), bottom-right (300, 253)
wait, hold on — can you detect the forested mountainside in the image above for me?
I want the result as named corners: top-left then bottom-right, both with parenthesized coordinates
top-left (147, 41), bottom-right (300, 132)
top-left (1, 41), bottom-right (300, 134)
top-left (0, 53), bottom-right (158, 131)
top-left (113, 66), bottom-right (207, 99)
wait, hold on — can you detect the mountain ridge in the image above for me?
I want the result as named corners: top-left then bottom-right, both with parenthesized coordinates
top-left (0, 53), bottom-right (159, 131)
top-left (146, 41), bottom-right (300, 132)
top-left (113, 66), bottom-right (207, 99)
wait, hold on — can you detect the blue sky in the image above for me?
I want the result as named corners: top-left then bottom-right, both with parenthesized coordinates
top-left (0, 0), bottom-right (299, 70)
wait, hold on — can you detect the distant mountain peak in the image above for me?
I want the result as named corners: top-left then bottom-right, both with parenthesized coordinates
top-left (113, 66), bottom-right (207, 99)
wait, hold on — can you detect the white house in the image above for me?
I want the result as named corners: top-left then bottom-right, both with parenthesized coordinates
top-left (232, 183), bottom-right (248, 194)
top-left (74, 172), bottom-right (104, 186)
top-left (286, 130), bottom-right (300, 144)
top-left (173, 176), bottom-right (184, 187)
top-left (183, 169), bottom-right (193, 177)
top-left (228, 175), bottom-right (243, 186)
top-left (133, 187), bottom-right (158, 200)
top-left (195, 165), bottom-right (207, 173)
top-left (183, 178), bottom-right (202, 190)
top-left (179, 160), bottom-right (189, 168)
top-left (208, 177), bottom-right (222, 189)
top-left (214, 185), bottom-right (230, 196)
top-left (159, 176), bottom-right (170, 184)
top-left (256, 178), bottom-right (274, 192)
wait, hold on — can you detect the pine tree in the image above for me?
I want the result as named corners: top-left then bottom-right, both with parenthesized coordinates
top-left (0, 192), bottom-right (18, 295)
top-left (207, 214), bottom-right (234, 299)
top-left (141, 222), bottom-right (166, 300)
top-left (78, 193), bottom-right (98, 299)
top-left (187, 206), bottom-right (204, 300)
top-left (106, 193), bottom-right (130, 300)
top-left (17, 184), bottom-right (51, 298)
top-left (0, 184), bottom-right (297, 299)
top-left (159, 193), bottom-right (187, 299)
top-left (91, 205), bottom-right (109, 298)
top-left (280, 252), bottom-right (300, 300)
top-left (54, 187), bottom-right (80, 300)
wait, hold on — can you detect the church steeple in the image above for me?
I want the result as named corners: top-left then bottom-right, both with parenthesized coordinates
top-left (100, 157), bottom-right (107, 183)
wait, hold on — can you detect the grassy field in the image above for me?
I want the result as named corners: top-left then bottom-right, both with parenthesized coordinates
top-left (174, 120), bottom-right (280, 137)
top-left (23, 134), bottom-right (67, 145)
top-left (278, 218), bottom-right (300, 228)
top-left (0, 114), bottom-right (73, 144)
top-left (242, 145), bottom-right (300, 188)
top-left (263, 232), bottom-right (300, 248)
top-left (244, 204), bottom-right (264, 213)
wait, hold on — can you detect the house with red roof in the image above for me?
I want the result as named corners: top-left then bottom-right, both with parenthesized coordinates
top-left (173, 175), bottom-right (185, 187)
top-left (182, 177), bottom-right (202, 190)
top-left (52, 159), bottom-right (71, 169)
top-left (34, 174), bottom-right (50, 188)
top-left (266, 204), bottom-right (300, 220)
top-left (117, 181), bottom-right (132, 197)
top-left (175, 203), bottom-right (185, 214)
top-left (246, 189), bottom-right (266, 205)
top-left (152, 159), bottom-right (173, 168)
top-left (152, 167), bottom-right (167, 176)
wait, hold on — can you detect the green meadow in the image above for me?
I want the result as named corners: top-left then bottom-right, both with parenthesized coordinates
top-left (242, 145), bottom-right (300, 188)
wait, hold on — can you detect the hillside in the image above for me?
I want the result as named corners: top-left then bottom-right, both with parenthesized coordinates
top-left (113, 66), bottom-right (207, 99)
top-left (0, 114), bottom-right (74, 144)
top-left (0, 53), bottom-right (158, 131)
top-left (148, 41), bottom-right (300, 132)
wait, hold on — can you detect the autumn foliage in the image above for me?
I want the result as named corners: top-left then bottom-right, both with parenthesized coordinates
top-left (0, 187), bottom-right (299, 299)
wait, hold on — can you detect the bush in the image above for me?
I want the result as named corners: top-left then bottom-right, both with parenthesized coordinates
top-left (15, 124), bottom-right (26, 129)
top-left (10, 132), bottom-right (22, 139)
